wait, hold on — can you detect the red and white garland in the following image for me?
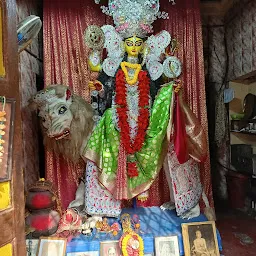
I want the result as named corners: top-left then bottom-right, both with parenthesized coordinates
top-left (115, 69), bottom-right (150, 177)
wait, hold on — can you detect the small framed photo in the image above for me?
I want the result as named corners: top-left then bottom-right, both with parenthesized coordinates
top-left (100, 241), bottom-right (121, 256)
top-left (182, 221), bottom-right (220, 256)
top-left (37, 237), bottom-right (67, 256)
top-left (155, 236), bottom-right (179, 256)
top-left (0, 97), bottom-right (15, 182)
top-left (67, 252), bottom-right (98, 256)
top-left (26, 239), bottom-right (39, 256)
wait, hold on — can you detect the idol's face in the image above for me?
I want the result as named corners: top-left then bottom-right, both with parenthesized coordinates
top-left (121, 217), bottom-right (131, 230)
top-left (124, 36), bottom-right (143, 57)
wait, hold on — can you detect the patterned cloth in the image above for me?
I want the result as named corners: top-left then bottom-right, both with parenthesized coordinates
top-left (166, 145), bottom-right (202, 216)
top-left (84, 161), bottom-right (122, 217)
top-left (83, 83), bottom-right (174, 200)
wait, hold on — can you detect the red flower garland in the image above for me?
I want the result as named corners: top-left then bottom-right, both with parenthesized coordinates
top-left (115, 69), bottom-right (150, 177)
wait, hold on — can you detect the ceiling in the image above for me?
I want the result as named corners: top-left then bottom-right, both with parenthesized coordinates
top-left (200, 0), bottom-right (234, 16)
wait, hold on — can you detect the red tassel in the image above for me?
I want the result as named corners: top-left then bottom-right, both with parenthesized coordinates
top-left (173, 94), bottom-right (189, 164)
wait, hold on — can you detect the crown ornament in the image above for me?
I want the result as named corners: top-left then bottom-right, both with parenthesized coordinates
top-left (90, 0), bottom-right (182, 82)
top-left (95, 0), bottom-right (170, 38)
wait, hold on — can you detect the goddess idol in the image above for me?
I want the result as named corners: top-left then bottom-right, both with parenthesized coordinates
top-left (83, 0), bottom-right (209, 219)
top-left (31, 0), bottom-right (211, 221)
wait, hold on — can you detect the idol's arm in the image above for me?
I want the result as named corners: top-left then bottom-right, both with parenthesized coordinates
top-left (88, 50), bottom-right (102, 72)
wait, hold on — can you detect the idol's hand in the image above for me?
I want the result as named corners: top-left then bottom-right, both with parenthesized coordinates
top-left (88, 81), bottom-right (96, 91)
top-left (174, 79), bottom-right (182, 93)
top-left (88, 59), bottom-right (102, 72)
top-left (88, 80), bottom-right (104, 98)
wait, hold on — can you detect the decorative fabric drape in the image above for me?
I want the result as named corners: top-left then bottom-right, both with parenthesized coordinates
top-left (43, 0), bottom-right (213, 209)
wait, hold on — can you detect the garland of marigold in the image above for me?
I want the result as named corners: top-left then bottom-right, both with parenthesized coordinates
top-left (121, 62), bottom-right (142, 85)
top-left (115, 68), bottom-right (150, 177)
top-left (121, 232), bottom-right (144, 256)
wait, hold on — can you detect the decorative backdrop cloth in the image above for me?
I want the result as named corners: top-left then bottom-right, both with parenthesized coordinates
top-left (43, 0), bottom-right (213, 209)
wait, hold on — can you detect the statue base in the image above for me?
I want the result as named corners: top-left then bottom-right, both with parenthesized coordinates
top-left (66, 206), bottom-right (222, 255)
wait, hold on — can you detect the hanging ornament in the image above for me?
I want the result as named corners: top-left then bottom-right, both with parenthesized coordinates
top-left (84, 25), bottom-right (105, 51)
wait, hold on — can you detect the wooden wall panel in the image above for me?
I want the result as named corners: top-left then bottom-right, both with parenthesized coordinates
top-left (0, 6), bottom-right (5, 76)
top-left (0, 0), bottom-right (26, 255)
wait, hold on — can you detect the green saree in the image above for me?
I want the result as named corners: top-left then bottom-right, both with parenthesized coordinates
top-left (83, 82), bottom-right (174, 199)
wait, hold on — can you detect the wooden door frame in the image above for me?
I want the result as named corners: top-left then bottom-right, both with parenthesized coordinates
top-left (0, 0), bottom-right (25, 255)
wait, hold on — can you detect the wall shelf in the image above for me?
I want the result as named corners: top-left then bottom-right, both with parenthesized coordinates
top-left (231, 119), bottom-right (256, 132)
top-left (231, 130), bottom-right (256, 136)
top-left (229, 80), bottom-right (256, 155)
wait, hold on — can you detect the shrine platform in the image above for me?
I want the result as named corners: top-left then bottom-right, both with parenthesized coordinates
top-left (66, 206), bottom-right (222, 255)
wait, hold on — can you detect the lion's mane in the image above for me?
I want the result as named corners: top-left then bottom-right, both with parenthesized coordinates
top-left (33, 85), bottom-right (94, 163)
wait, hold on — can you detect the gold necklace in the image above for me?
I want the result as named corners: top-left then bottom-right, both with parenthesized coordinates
top-left (121, 62), bottom-right (142, 85)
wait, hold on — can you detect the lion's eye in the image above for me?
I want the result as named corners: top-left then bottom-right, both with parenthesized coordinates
top-left (58, 106), bottom-right (67, 115)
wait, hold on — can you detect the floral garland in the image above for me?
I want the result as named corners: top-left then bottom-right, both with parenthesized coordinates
top-left (115, 68), bottom-right (150, 177)
top-left (121, 232), bottom-right (144, 256)
top-left (121, 62), bottom-right (142, 85)
top-left (0, 97), bottom-right (6, 164)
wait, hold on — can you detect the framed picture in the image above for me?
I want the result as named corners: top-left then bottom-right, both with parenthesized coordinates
top-left (100, 241), bottom-right (121, 256)
top-left (0, 97), bottom-right (15, 182)
top-left (37, 237), bottom-right (67, 256)
top-left (182, 221), bottom-right (220, 256)
top-left (155, 236), bottom-right (179, 256)
top-left (26, 239), bottom-right (39, 256)
top-left (67, 252), bottom-right (98, 256)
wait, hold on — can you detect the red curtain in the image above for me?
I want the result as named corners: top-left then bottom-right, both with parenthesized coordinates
top-left (43, 0), bottom-right (213, 209)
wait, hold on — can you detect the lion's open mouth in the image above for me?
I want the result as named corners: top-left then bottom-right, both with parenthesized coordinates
top-left (49, 129), bottom-right (70, 140)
